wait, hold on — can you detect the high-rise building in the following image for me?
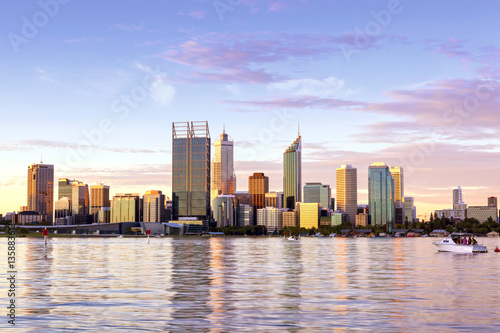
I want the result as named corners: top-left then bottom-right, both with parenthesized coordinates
top-left (331, 211), bottom-right (345, 226)
top-left (72, 181), bottom-right (89, 216)
top-left (237, 204), bottom-right (253, 227)
top-left (90, 184), bottom-right (110, 223)
top-left (172, 121), bottom-right (211, 221)
top-left (283, 211), bottom-right (298, 227)
top-left (58, 178), bottom-right (74, 200)
top-left (336, 165), bottom-right (357, 225)
top-left (368, 162), bottom-right (395, 230)
top-left (234, 191), bottom-right (252, 206)
top-left (283, 134), bottom-right (302, 209)
top-left (143, 190), bottom-right (166, 222)
top-left (55, 197), bottom-right (72, 219)
top-left (303, 182), bottom-right (331, 209)
top-left (27, 163), bottom-right (54, 222)
top-left (488, 197), bottom-right (497, 208)
top-left (111, 193), bottom-right (141, 223)
top-left (256, 207), bottom-right (283, 233)
top-left (389, 166), bottom-right (404, 208)
top-left (249, 172), bottom-right (269, 210)
top-left (213, 195), bottom-right (235, 228)
top-left (298, 202), bottom-right (320, 229)
top-left (403, 197), bottom-right (415, 223)
top-left (211, 128), bottom-right (236, 204)
top-left (265, 192), bottom-right (283, 208)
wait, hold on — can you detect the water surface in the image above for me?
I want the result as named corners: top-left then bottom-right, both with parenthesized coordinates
top-left (1, 237), bottom-right (500, 332)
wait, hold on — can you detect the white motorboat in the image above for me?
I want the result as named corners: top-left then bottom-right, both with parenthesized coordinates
top-left (433, 233), bottom-right (487, 253)
top-left (287, 235), bottom-right (298, 241)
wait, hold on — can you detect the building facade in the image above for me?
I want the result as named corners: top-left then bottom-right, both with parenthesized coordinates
top-left (403, 197), bottom-right (415, 223)
top-left (237, 204), bottom-right (253, 227)
top-left (265, 192), bottom-right (283, 208)
top-left (389, 166), bottom-right (404, 208)
top-left (283, 211), bottom-right (298, 227)
top-left (213, 195), bottom-right (235, 228)
top-left (368, 162), bottom-right (395, 229)
top-left (336, 165), bottom-right (357, 225)
top-left (172, 121), bottom-right (211, 221)
top-left (27, 163), bottom-right (54, 222)
top-left (143, 190), bottom-right (166, 223)
top-left (298, 202), bottom-right (320, 229)
top-left (111, 193), bottom-right (140, 223)
top-left (256, 207), bottom-right (283, 233)
top-left (249, 172), bottom-right (269, 210)
top-left (303, 182), bottom-right (331, 209)
top-left (211, 128), bottom-right (236, 204)
top-left (283, 135), bottom-right (302, 209)
top-left (90, 184), bottom-right (110, 223)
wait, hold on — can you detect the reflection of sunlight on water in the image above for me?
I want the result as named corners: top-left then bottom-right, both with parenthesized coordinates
top-left (2, 237), bottom-right (500, 332)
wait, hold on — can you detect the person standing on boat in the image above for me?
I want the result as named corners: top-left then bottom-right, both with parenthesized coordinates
top-left (462, 237), bottom-right (467, 245)
top-left (468, 236), bottom-right (472, 245)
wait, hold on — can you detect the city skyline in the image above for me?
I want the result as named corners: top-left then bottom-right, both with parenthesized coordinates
top-left (2, 1), bottom-right (500, 216)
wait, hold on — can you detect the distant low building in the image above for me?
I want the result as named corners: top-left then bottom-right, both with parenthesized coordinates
top-left (355, 213), bottom-right (369, 227)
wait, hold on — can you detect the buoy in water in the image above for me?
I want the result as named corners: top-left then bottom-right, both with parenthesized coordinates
top-left (494, 246), bottom-right (500, 253)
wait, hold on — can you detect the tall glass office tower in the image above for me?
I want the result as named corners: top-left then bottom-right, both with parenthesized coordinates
top-left (336, 165), bottom-right (358, 225)
top-left (172, 121), bottom-right (211, 220)
top-left (368, 162), bottom-right (395, 231)
top-left (389, 166), bottom-right (404, 208)
top-left (283, 134), bottom-right (302, 209)
top-left (27, 162), bottom-right (54, 222)
top-left (211, 128), bottom-right (235, 204)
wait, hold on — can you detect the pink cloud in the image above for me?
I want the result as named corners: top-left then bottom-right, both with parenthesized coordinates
top-left (188, 10), bottom-right (206, 20)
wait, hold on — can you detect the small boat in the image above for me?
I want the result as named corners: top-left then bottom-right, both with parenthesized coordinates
top-left (287, 235), bottom-right (298, 241)
top-left (117, 235), bottom-right (123, 238)
top-left (433, 233), bottom-right (487, 253)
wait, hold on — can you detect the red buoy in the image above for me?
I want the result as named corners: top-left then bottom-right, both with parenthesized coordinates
top-left (494, 246), bottom-right (500, 253)
top-left (42, 228), bottom-right (48, 236)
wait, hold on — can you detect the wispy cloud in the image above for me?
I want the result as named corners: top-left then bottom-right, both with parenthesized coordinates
top-left (111, 23), bottom-right (145, 32)
top-left (0, 140), bottom-right (170, 155)
top-left (188, 10), bottom-right (206, 20)
top-left (160, 32), bottom-right (397, 84)
top-left (35, 68), bottom-right (57, 84)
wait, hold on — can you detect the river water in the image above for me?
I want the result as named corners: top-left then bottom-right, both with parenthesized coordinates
top-left (1, 236), bottom-right (500, 332)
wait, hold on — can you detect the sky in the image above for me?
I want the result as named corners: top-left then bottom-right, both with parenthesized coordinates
top-left (1, 0), bottom-right (500, 217)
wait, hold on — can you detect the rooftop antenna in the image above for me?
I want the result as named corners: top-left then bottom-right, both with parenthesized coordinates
top-left (40, 154), bottom-right (43, 164)
top-left (223, 123), bottom-right (225, 134)
top-left (298, 121), bottom-right (300, 137)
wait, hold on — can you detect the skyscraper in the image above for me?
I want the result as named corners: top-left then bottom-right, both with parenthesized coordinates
top-left (211, 128), bottom-right (236, 204)
top-left (90, 184), bottom-right (110, 223)
top-left (143, 190), bottom-right (166, 222)
top-left (303, 182), bottom-right (331, 209)
top-left (58, 178), bottom-right (74, 200)
top-left (111, 193), bottom-right (141, 223)
top-left (172, 121), bottom-right (211, 220)
top-left (283, 134), bottom-right (302, 209)
top-left (368, 162), bottom-right (395, 230)
top-left (389, 166), bottom-right (404, 208)
top-left (27, 163), bottom-right (54, 222)
top-left (336, 165), bottom-right (357, 225)
top-left (249, 172), bottom-right (269, 210)
top-left (72, 181), bottom-right (89, 215)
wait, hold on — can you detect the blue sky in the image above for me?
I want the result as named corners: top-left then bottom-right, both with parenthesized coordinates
top-left (2, 0), bottom-right (500, 216)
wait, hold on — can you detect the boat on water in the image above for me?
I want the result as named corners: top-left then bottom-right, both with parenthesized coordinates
top-left (433, 233), bottom-right (487, 253)
top-left (287, 235), bottom-right (298, 241)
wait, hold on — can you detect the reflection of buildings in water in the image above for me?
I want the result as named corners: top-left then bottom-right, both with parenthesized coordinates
top-left (332, 239), bottom-right (349, 316)
top-left (281, 240), bottom-right (303, 322)
top-left (206, 237), bottom-right (236, 329)
top-left (168, 239), bottom-right (212, 330)
top-left (22, 239), bottom-right (54, 316)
